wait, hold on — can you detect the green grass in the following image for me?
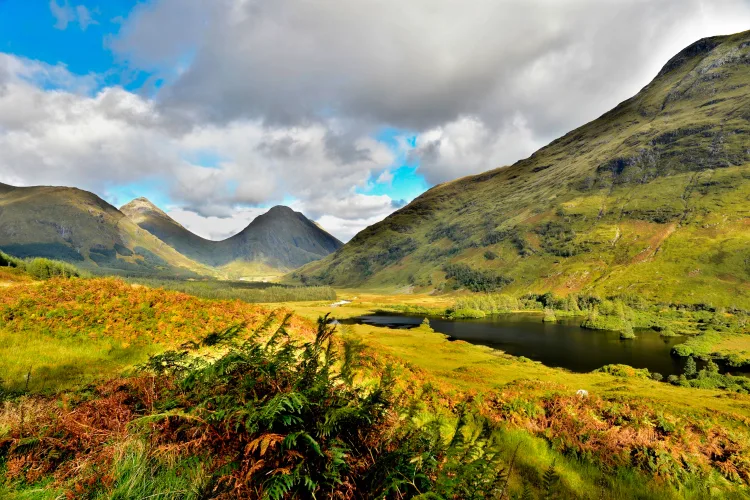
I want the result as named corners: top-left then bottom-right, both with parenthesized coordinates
top-left (125, 277), bottom-right (337, 303)
top-left (0, 327), bottom-right (158, 393)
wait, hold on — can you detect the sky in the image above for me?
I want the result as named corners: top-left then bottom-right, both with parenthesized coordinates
top-left (1, 1), bottom-right (750, 241)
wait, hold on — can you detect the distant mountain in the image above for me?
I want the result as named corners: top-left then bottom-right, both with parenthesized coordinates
top-left (294, 30), bottom-right (750, 308)
top-left (121, 198), bottom-right (343, 273)
top-left (0, 185), bottom-right (212, 277)
top-left (120, 198), bottom-right (219, 266)
top-left (220, 205), bottom-right (343, 270)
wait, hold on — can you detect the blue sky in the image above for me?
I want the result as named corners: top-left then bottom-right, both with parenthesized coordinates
top-left (1, 1), bottom-right (139, 87)
top-left (1, 1), bottom-right (749, 241)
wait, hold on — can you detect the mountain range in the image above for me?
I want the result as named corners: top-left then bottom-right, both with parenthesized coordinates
top-left (0, 184), bottom-right (342, 278)
top-left (295, 30), bottom-right (750, 308)
top-left (120, 198), bottom-right (342, 274)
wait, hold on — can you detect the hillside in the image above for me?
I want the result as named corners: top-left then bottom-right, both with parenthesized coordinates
top-left (295, 30), bottom-right (750, 308)
top-left (0, 185), bottom-right (213, 277)
top-left (121, 197), bottom-right (220, 265)
top-left (122, 199), bottom-right (343, 273)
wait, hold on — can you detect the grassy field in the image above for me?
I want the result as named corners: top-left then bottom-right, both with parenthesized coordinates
top-left (1, 274), bottom-right (750, 497)
top-left (124, 277), bottom-right (337, 303)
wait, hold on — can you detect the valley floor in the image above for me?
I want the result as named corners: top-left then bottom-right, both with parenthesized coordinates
top-left (2, 279), bottom-right (750, 498)
top-left (278, 293), bottom-right (750, 418)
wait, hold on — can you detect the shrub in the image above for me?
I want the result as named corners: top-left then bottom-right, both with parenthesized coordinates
top-left (0, 251), bottom-right (23, 268)
top-left (671, 344), bottom-right (694, 357)
top-left (126, 278), bottom-right (337, 303)
top-left (451, 294), bottom-right (520, 314)
top-left (620, 322), bottom-right (636, 339)
top-left (684, 357), bottom-right (697, 378)
top-left (443, 263), bottom-right (513, 292)
top-left (25, 258), bottom-right (84, 279)
top-left (543, 308), bottom-right (557, 323)
top-left (595, 364), bottom-right (650, 378)
top-left (449, 308), bottom-right (487, 319)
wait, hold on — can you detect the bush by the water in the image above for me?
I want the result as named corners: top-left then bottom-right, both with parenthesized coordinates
top-left (448, 307), bottom-right (487, 319)
top-left (450, 293), bottom-right (520, 314)
top-left (668, 357), bottom-right (750, 393)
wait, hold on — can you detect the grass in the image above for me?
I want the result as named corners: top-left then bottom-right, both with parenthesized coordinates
top-left (0, 328), bottom-right (157, 392)
top-left (0, 277), bottom-right (312, 393)
top-left (125, 277), bottom-right (337, 303)
top-left (1, 278), bottom-right (750, 497)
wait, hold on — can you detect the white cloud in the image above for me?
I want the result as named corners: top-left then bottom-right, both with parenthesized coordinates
top-left (376, 169), bottom-right (394, 185)
top-left (104, 0), bottom-right (750, 189)
top-left (112, 0), bottom-right (750, 134)
top-left (76, 5), bottom-right (97, 31)
top-left (316, 213), bottom-right (394, 243)
top-left (166, 207), bottom-right (267, 241)
top-left (412, 115), bottom-right (543, 184)
top-left (0, 53), bottom-right (398, 242)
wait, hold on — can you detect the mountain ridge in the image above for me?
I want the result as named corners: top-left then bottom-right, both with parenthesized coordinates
top-left (0, 183), bottom-right (342, 277)
top-left (293, 30), bottom-right (750, 308)
top-left (120, 197), bottom-right (343, 272)
top-left (0, 184), bottom-right (214, 277)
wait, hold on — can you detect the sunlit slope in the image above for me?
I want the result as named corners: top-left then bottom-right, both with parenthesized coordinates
top-left (296, 31), bottom-right (750, 307)
top-left (0, 185), bottom-right (214, 277)
top-left (121, 197), bottom-right (220, 265)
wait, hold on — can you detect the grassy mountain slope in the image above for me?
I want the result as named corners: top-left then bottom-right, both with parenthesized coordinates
top-left (121, 197), bottom-right (220, 265)
top-left (0, 185), bottom-right (214, 277)
top-left (296, 31), bottom-right (750, 308)
top-left (122, 199), bottom-right (343, 273)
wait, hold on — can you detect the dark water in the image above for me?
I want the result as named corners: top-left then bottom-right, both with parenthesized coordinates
top-left (350, 313), bottom-right (689, 376)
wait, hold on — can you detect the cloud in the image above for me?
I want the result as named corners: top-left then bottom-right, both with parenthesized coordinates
top-left (50, 1), bottom-right (97, 31)
top-left (76, 5), bottom-right (96, 31)
top-left (412, 114), bottom-right (544, 184)
top-left (104, 0), bottom-right (750, 188)
top-left (49, 0), bottom-right (75, 30)
top-left (112, 0), bottom-right (750, 134)
top-left (0, 54), bottom-right (397, 242)
top-left (166, 206), bottom-right (268, 241)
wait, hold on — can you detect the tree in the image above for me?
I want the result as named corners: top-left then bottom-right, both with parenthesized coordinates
top-left (705, 359), bottom-right (720, 375)
top-left (684, 356), bottom-right (697, 378)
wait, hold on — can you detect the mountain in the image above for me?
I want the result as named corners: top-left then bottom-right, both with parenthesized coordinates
top-left (295, 30), bottom-right (750, 308)
top-left (0, 185), bottom-right (213, 277)
top-left (120, 198), bottom-right (219, 266)
top-left (0, 184), bottom-right (341, 277)
top-left (121, 198), bottom-right (343, 274)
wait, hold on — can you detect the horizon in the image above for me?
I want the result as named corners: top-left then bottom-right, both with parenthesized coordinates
top-left (1, 1), bottom-right (750, 241)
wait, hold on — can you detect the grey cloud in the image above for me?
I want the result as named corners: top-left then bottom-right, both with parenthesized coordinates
top-left (324, 130), bottom-right (375, 164)
top-left (50, 0), bottom-right (75, 30)
top-left (50, 1), bottom-right (97, 31)
top-left (112, 0), bottom-right (750, 142)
